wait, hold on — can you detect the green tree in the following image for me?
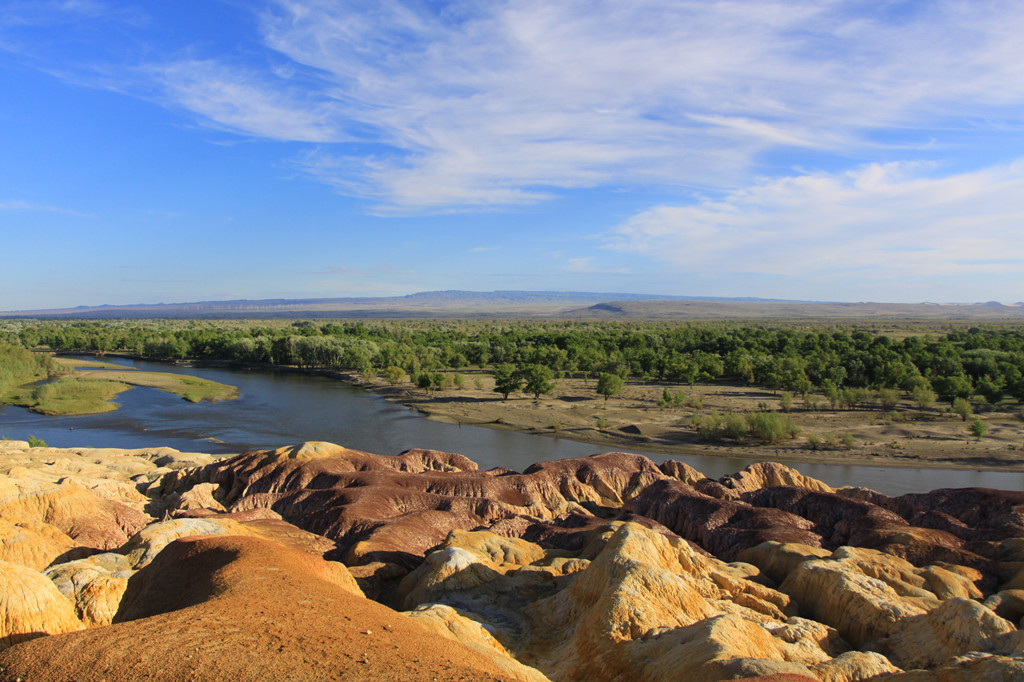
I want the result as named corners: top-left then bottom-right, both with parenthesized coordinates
top-left (821, 379), bottom-right (840, 409)
top-left (430, 372), bottom-right (449, 391)
top-left (970, 418), bottom-right (987, 440)
top-left (912, 384), bottom-right (937, 410)
top-left (952, 397), bottom-right (973, 422)
top-left (876, 388), bottom-right (900, 411)
top-left (976, 375), bottom-right (1005, 405)
top-left (934, 374), bottom-right (973, 405)
top-left (520, 364), bottom-right (554, 400)
top-left (492, 363), bottom-right (521, 400)
top-left (596, 373), bottom-right (624, 402)
top-left (383, 365), bottom-right (405, 385)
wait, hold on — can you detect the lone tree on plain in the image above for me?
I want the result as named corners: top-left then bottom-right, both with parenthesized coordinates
top-left (521, 364), bottom-right (555, 400)
top-left (970, 418), bottom-right (987, 440)
top-left (952, 397), bottom-right (973, 422)
top-left (492, 363), bottom-right (521, 400)
top-left (596, 373), bottom-right (624, 402)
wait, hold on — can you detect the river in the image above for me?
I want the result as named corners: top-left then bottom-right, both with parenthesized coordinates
top-left (2, 357), bottom-right (1022, 495)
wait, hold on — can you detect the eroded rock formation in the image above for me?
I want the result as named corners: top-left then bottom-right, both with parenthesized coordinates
top-left (1, 439), bottom-right (1023, 680)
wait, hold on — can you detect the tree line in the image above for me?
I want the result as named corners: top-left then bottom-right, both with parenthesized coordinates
top-left (3, 319), bottom-right (1024, 405)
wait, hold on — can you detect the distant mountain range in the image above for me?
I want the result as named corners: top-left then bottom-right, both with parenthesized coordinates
top-left (3, 290), bottom-right (1023, 320)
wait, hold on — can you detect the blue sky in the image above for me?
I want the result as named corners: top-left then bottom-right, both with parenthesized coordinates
top-left (2, 0), bottom-right (1023, 310)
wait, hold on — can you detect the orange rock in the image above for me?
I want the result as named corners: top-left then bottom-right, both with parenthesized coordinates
top-left (0, 519), bottom-right (79, 570)
top-left (0, 483), bottom-right (151, 551)
top-left (0, 535), bottom-right (540, 681)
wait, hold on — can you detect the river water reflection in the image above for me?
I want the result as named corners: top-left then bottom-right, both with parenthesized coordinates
top-left (2, 357), bottom-right (1022, 496)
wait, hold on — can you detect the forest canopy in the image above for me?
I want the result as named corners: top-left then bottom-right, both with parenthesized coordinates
top-left (3, 319), bottom-right (1023, 405)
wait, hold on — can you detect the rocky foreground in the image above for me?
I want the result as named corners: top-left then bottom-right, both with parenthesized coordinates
top-left (1, 441), bottom-right (1023, 681)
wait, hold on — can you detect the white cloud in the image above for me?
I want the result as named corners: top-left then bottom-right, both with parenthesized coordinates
top-left (565, 257), bottom-right (631, 275)
top-left (247, 0), bottom-right (1024, 208)
top-left (7, 1), bottom-right (1024, 212)
top-left (147, 60), bottom-right (339, 143)
top-left (606, 160), bottom-right (1024, 289)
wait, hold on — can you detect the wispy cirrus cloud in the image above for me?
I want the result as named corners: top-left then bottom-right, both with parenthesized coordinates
top-left (606, 160), bottom-right (1024, 298)
top-left (0, 200), bottom-right (92, 217)
top-left (247, 0), bottom-right (1024, 208)
top-left (146, 59), bottom-right (339, 143)
top-left (6, 0), bottom-right (1024, 215)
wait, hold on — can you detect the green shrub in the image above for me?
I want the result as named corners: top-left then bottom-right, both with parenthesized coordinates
top-left (382, 365), bottom-right (405, 385)
top-left (912, 385), bottom-right (937, 409)
top-left (745, 411), bottom-right (800, 444)
top-left (723, 412), bottom-right (748, 440)
top-left (27, 435), bottom-right (46, 448)
top-left (696, 411), bottom-right (723, 441)
top-left (952, 397), bottom-right (973, 422)
top-left (876, 388), bottom-right (900, 411)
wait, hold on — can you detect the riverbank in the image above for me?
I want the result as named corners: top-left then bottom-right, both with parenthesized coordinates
top-left (41, 353), bottom-right (1024, 473)
top-left (355, 369), bottom-right (1024, 473)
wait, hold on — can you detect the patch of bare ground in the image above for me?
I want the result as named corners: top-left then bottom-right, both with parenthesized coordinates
top-left (356, 370), bottom-right (1024, 471)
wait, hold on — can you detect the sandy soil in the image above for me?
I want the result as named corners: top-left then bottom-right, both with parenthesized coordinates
top-left (355, 370), bottom-right (1024, 472)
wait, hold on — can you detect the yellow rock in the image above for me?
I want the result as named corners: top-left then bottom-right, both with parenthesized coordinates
top-left (984, 588), bottom-right (1024, 624)
top-left (0, 518), bottom-right (78, 570)
top-left (0, 559), bottom-right (85, 649)
top-left (878, 653), bottom-right (1024, 680)
top-left (737, 541), bottom-right (831, 586)
top-left (809, 650), bottom-right (901, 681)
top-left (780, 557), bottom-right (930, 647)
top-left (172, 482), bottom-right (227, 513)
top-left (720, 462), bottom-right (835, 495)
top-left (122, 517), bottom-right (261, 568)
top-left (0, 482), bottom-right (151, 551)
top-left (44, 552), bottom-right (136, 627)
top-left (920, 564), bottom-right (982, 600)
top-left (522, 524), bottom-right (825, 680)
top-left (880, 598), bottom-right (1016, 669)
top-left (444, 529), bottom-right (548, 567)
top-left (830, 546), bottom-right (936, 600)
top-left (75, 575), bottom-right (129, 627)
top-left (407, 603), bottom-right (551, 682)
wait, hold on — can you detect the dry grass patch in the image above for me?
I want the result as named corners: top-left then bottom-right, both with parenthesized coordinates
top-left (371, 371), bottom-right (1024, 471)
top-left (53, 356), bottom-right (137, 370)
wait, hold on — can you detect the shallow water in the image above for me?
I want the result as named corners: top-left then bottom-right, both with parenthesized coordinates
top-left (2, 357), bottom-right (1022, 495)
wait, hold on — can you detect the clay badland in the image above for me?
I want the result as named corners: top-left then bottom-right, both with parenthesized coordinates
top-left (1, 439), bottom-right (1023, 680)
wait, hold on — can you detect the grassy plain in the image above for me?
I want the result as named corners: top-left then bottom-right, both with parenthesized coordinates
top-left (6, 377), bottom-right (131, 415)
top-left (366, 370), bottom-right (1024, 472)
top-left (6, 357), bottom-right (239, 415)
top-left (87, 370), bottom-right (239, 403)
